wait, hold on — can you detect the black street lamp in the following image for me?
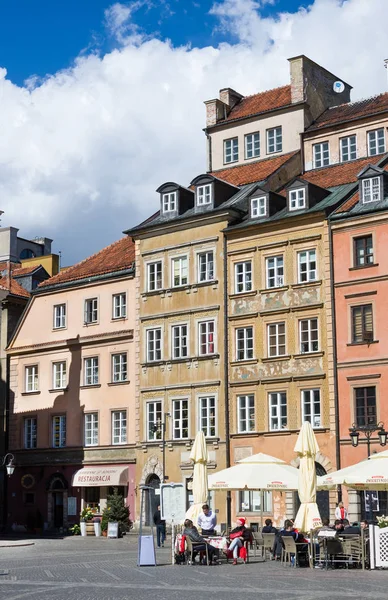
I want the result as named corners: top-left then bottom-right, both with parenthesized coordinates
top-left (1, 454), bottom-right (15, 477)
top-left (150, 414), bottom-right (169, 483)
top-left (349, 422), bottom-right (387, 457)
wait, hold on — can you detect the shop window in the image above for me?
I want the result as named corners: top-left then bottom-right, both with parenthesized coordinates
top-left (85, 487), bottom-right (100, 509)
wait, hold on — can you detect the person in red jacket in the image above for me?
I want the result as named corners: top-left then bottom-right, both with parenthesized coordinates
top-left (228, 517), bottom-right (251, 565)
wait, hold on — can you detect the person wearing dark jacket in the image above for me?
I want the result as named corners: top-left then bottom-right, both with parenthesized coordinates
top-left (153, 505), bottom-right (166, 548)
top-left (262, 518), bottom-right (278, 534)
top-left (183, 519), bottom-right (216, 564)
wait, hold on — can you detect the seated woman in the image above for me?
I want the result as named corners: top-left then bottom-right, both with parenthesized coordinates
top-left (183, 519), bottom-right (217, 565)
top-left (228, 517), bottom-right (251, 565)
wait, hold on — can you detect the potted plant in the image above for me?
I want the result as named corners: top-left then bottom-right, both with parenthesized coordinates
top-left (80, 506), bottom-right (95, 536)
top-left (93, 516), bottom-right (101, 537)
top-left (101, 489), bottom-right (132, 538)
top-left (70, 524), bottom-right (81, 536)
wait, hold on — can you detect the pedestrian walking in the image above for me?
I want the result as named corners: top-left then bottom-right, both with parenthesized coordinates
top-left (153, 505), bottom-right (166, 548)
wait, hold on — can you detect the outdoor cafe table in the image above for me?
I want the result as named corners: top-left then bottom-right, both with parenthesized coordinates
top-left (175, 534), bottom-right (229, 553)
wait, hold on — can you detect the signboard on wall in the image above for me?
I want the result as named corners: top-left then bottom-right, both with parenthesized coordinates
top-left (67, 497), bottom-right (77, 516)
top-left (160, 483), bottom-right (186, 522)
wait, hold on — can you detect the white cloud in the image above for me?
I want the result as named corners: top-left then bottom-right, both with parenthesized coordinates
top-left (0, 0), bottom-right (388, 264)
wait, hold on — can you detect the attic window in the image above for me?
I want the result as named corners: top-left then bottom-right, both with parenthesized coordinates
top-left (289, 188), bottom-right (306, 211)
top-left (197, 185), bottom-right (212, 206)
top-left (362, 177), bottom-right (381, 203)
top-left (251, 196), bottom-right (266, 218)
top-left (162, 192), bottom-right (177, 213)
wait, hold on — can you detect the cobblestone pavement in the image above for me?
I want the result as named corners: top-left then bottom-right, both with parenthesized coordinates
top-left (0, 537), bottom-right (387, 599)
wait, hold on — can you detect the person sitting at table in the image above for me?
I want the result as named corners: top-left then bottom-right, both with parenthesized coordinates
top-left (343, 519), bottom-right (361, 535)
top-left (228, 517), bottom-right (251, 565)
top-left (334, 519), bottom-right (344, 534)
top-left (197, 503), bottom-right (217, 536)
top-left (319, 518), bottom-right (334, 532)
top-left (262, 518), bottom-right (278, 534)
top-left (360, 519), bottom-right (369, 531)
top-left (183, 519), bottom-right (217, 565)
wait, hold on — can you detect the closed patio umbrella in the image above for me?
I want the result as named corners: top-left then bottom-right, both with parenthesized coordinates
top-left (185, 431), bottom-right (209, 523)
top-left (293, 421), bottom-right (322, 532)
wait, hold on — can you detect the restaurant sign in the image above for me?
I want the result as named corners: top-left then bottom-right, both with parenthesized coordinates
top-left (72, 466), bottom-right (128, 487)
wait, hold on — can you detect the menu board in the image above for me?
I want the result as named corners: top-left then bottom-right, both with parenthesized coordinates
top-left (160, 483), bottom-right (186, 522)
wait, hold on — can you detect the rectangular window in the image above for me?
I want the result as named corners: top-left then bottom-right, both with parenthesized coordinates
top-left (340, 135), bottom-right (357, 162)
top-left (354, 235), bottom-right (374, 267)
top-left (112, 410), bottom-right (127, 444)
top-left (197, 184), bottom-right (212, 205)
top-left (53, 304), bottom-right (66, 329)
top-left (236, 327), bottom-right (254, 361)
top-left (172, 324), bottom-right (188, 359)
top-left (251, 197), bottom-right (266, 218)
top-left (147, 261), bottom-right (163, 292)
top-left (146, 328), bottom-right (162, 362)
top-left (147, 401), bottom-right (162, 441)
top-left (368, 128), bottom-right (385, 156)
top-left (112, 353), bottom-right (128, 382)
top-left (267, 127), bottom-right (282, 153)
top-left (224, 137), bottom-right (238, 163)
top-left (299, 318), bottom-right (319, 353)
top-left (237, 394), bottom-right (255, 433)
top-left (84, 357), bottom-right (99, 386)
top-left (53, 361), bottom-right (67, 390)
top-left (112, 293), bottom-right (127, 319)
top-left (289, 188), bottom-right (306, 211)
top-left (84, 298), bottom-right (98, 324)
top-left (25, 365), bottom-right (39, 392)
top-left (52, 415), bottom-right (66, 448)
top-left (298, 249), bottom-right (317, 283)
top-left (301, 389), bottom-right (321, 428)
top-left (355, 387), bottom-right (376, 426)
top-left (162, 192), bottom-right (177, 212)
top-left (24, 417), bottom-right (37, 449)
top-left (245, 132), bottom-right (260, 159)
top-left (269, 392), bottom-right (287, 431)
top-left (172, 256), bottom-right (188, 287)
top-left (351, 304), bottom-right (373, 343)
top-left (268, 322), bottom-right (286, 357)
top-left (199, 396), bottom-right (216, 437)
top-left (266, 255), bottom-right (284, 288)
top-left (198, 320), bottom-right (215, 356)
top-left (172, 399), bottom-right (189, 439)
top-left (239, 490), bottom-right (272, 513)
top-left (234, 261), bottom-right (252, 293)
top-left (362, 177), bottom-right (381, 203)
top-left (197, 251), bottom-right (214, 282)
top-left (84, 413), bottom-right (99, 446)
top-left (313, 142), bottom-right (329, 168)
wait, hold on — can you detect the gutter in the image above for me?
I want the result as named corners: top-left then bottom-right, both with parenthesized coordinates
top-left (223, 232), bottom-right (231, 528)
top-left (34, 266), bottom-right (135, 295)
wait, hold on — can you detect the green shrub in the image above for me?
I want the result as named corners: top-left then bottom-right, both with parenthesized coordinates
top-left (101, 488), bottom-right (132, 537)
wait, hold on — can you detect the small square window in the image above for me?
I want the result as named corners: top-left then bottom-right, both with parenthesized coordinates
top-left (362, 177), bottom-right (381, 203)
top-left (197, 185), bottom-right (212, 206)
top-left (162, 192), bottom-right (177, 213)
top-left (267, 127), bottom-right (282, 153)
top-left (224, 138), bottom-right (238, 163)
top-left (368, 129), bottom-right (385, 156)
top-left (251, 196), bottom-right (266, 218)
top-left (340, 136), bottom-right (357, 162)
top-left (245, 133), bottom-right (260, 159)
top-left (313, 142), bottom-right (329, 168)
top-left (289, 188), bottom-right (306, 211)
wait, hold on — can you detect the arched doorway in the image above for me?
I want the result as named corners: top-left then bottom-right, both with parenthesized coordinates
top-left (46, 473), bottom-right (68, 530)
top-left (294, 462), bottom-right (330, 520)
top-left (145, 474), bottom-right (160, 526)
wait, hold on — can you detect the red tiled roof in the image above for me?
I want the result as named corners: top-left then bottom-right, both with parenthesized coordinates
top-left (219, 85), bottom-right (292, 123)
top-left (39, 236), bottom-right (135, 288)
top-left (12, 265), bottom-right (41, 277)
top-left (0, 277), bottom-right (30, 299)
top-left (302, 156), bottom-right (388, 188)
top-left (306, 92), bottom-right (388, 132)
top-left (335, 190), bottom-right (360, 214)
top-left (210, 151), bottom-right (299, 186)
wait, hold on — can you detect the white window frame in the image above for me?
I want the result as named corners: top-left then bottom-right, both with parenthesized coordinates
top-left (313, 141), bottom-right (329, 168)
top-left (245, 132), bottom-right (260, 159)
top-left (340, 135), bottom-right (357, 162)
top-left (146, 327), bottom-right (163, 363)
top-left (269, 392), bottom-right (287, 431)
top-left (52, 361), bottom-right (67, 390)
top-left (267, 126), bottom-right (282, 154)
top-left (24, 417), bottom-right (37, 449)
top-left (25, 364), bottom-right (39, 393)
top-left (301, 389), bottom-right (321, 428)
top-left (112, 410), bottom-right (127, 445)
top-left (198, 395), bottom-right (217, 438)
top-left (53, 304), bottom-right (66, 329)
top-left (198, 320), bottom-right (216, 356)
top-left (289, 188), bottom-right (306, 211)
top-left (237, 394), bottom-right (255, 433)
top-left (171, 323), bottom-right (189, 359)
top-left (171, 255), bottom-right (188, 287)
top-left (162, 192), bottom-right (177, 213)
top-left (224, 137), bottom-right (238, 163)
top-left (197, 184), bottom-right (212, 206)
top-left (112, 353), bottom-right (128, 382)
top-left (298, 249), bottom-right (317, 283)
top-left (266, 255), bottom-right (284, 288)
top-left (267, 322), bottom-right (286, 357)
top-left (197, 250), bottom-right (214, 283)
top-left (299, 318), bottom-right (319, 354)
top-left (368, 128), bottom-right (385, 156)
top-left (84, 356), bottom-right (99, 386)
top-left (147, 260), bottom-right (163, 292)
top-left (251, 196), bottom-right (266, 218)
top-left (172, 398), bottom-right (189, 440)
top-left (146, 401), bottom-right (162, 441)
top-left (362, 177), bottom-right (381, 203)
top-left (112, 292), bottom-right (127, 319)
top-left (234, 260), bottom-right (252, 294)
top-left (52, 415), bottom-right (66, 448)
top-left (84, 297), bottom-right (98, 324)
top-left (84, 412), bottom-right (99, 447)
top-left (236, 327), bottom-right (254, 361)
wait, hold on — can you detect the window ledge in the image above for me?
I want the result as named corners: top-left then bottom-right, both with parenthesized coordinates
top-left (347, 340), bottom-right (379, 347)
top-left (142, 280), bottom-right (218, 298)
top-left (291, 280), bottom-right (322, 289)
top-left (111, 317), bottom-right (127, 322)
top-left (108, 380), bottom-right (130, 386)
top-left (83, 322), bottom-right (99, 327)
top-left (48, 387), bottom-right (69, 393)
top-left (264, 430), bottom-right (291, 437)
top-left (349, 263), bottom-right (379, 271)
top-left (259, 285), bottom-right (289, 294)
top-left (142, 354), bottom-right (220, 368)
top-left (80, 384), bottom-right (101, 389)
top-left (229, 290), bottom-right (257, 299)
top-left (21, 391), bottom-right (41, 396)
top-left (52, 327), bottom-right (67, 332)
top-left (230, 359), bottom-right (258, 367)
top-left (230, 432), bottom-right (259, 439)
top-left (293, 351), bottom-right (324, 359)
top-left (261, 355), bottom-right (291, 363)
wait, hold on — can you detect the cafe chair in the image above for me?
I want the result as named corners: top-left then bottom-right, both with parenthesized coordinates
top-left (281, 536), bottom-right (309, 568)
top-left (262, 533), bottom-right (276, 560)
top-left (185, 536), bottom-right (209, 566)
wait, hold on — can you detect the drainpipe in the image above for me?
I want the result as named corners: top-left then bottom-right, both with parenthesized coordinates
top-left (223, 233), bottom-right (231, 527)
top-left (205, 131), bottom-right (212, 173)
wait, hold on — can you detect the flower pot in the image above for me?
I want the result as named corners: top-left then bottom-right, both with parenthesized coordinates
top-left (94, 522), bottom-right (101, 537)
top-left (80, 522), bottom-right (87, 537)
top-left (86, 521), bottom-right (95, 536)
top-left (102, 530), bottom-right (107, 537)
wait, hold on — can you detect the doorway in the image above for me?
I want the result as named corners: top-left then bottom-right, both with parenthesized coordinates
top-left (145, 474), bottom-right (160, 525)
top-left (52, 492), bottom-right (64, 528)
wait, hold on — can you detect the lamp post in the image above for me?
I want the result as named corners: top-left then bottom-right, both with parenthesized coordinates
top-left (150, 414), bottom-right (169, 483)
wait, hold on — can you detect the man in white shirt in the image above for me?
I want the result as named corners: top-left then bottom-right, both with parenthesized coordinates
top-left (197, 504), bottom-right (217, 536)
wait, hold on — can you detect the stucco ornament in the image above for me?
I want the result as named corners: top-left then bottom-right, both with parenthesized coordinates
top-left (140, 454), bottom-right (163, 485)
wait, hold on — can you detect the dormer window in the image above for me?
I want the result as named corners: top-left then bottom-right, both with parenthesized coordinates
top-left (163, 192), bottom-right (177, 213)
top-left (251, 196), bottom-right (266, 218)
top-left (362, 177), bottom-right (381, 203)
top-left (197, 184), bottom-right (212, 206)
top-left (289, 188), bottom-right (306, 211)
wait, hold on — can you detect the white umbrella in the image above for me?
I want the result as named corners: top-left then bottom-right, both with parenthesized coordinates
top-left (185, 431), bottom-right (209, 523)
top-left (293, 422), bottom-right (322, 532)
top-left (319, 449), bottom-right (388, 491)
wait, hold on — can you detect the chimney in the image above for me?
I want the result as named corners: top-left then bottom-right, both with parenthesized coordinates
top-left (219, 88), bottom-right (243, 111)
top-left (204, 98), bottom-right (228, 127)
